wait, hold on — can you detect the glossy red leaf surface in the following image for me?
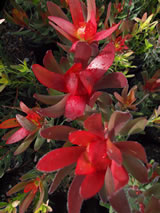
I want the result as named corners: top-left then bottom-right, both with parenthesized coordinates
top-left (95, 72), bottom-right (128, 90)
top-left (68, 0), bottom-right (84, 28)
top-left (75, 152), bottom-right (96, 175)
top-left (20, 102), bottom-right (31, 114)
top-left (111, 161), bottom-right (129, 192)
top-left (74, 42), bottom-right (92, 68)
top-left (80, 172), bottom-right (105, 199)
top-left (65, 72), bottom-right (78, 95)
top-left (87, 42), bottom-right (115, 73)
top-left (65, 95), bottom-right (87, 120)
top-left (49, 21), bottom-right (76, 42)
top-left (87, 0), bottom-right (96, 21)
top-left (32, 64), bottom-right (66, 92)
top-left (43, 50), bottom-right (62, 73)
top-left (84, 113), bottom-right (104, 137)
top-left (108, 111), bottom-right (131, 140)
top-left (48, 16), bottom-right (75, 36)
top-left (107, 139), bottom-right (122, 166)
top-left (40, 125), bottom-right (77, 141)
top-left (6, 127), bottom-right (30, 144)
top-left (36, 146), bottom-right (85, 172)
top-left (93, 23), bottom-right (120, 41)
top-left (116, 141), bottom-right (147, 163)
top-left (0, 118), bottom-right (20, 129)
top-left (79, 70), bottom-right (95, 95)
top-left (68, 175), bottom-right (84, 213)
top-left (69, 130), bottom-right (96, 146)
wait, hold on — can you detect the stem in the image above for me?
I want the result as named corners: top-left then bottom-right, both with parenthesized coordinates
top-left (135, 93), bottom-right (149, 106)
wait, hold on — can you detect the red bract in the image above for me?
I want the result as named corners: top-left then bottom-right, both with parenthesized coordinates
top-left (24, 177), bottom-right (41, 195)
top-left (9, 8), bottom-right (28, 27)
top-left (32, 43), bottom-right (127, 120)
top-left (143, 70), bottom-right (160, 93)
top-left (37, 112), bottom-right (147, 212)
top-left (114, 35), bottom-right (130, 52)
top-left (0, 102), bottom-right (44, 145)
top-left (114, 85), bottom-right (138, 110)
top-left (47, 0), bottom-right (120, 50)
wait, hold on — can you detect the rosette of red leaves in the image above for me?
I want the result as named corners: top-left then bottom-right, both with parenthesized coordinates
top-left (32, 42), bottom-right (127, 120)
top-left (0, 102), bottom-right (44, 154)
top-left (36, 111), bottom-right (148, 213)
top-left (47, 0), bottom-right (120, 51)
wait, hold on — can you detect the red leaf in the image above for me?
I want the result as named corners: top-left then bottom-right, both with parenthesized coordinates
top-left (75, 152), bottom-right (96, 175)
top-left (144, 196), bottom-right (160, 213)
top-left (109, 189), bottom-right (131, 213)
top-left (36, 146), bottom-right (85, 172)
top-left (105, 167), bottom-right (115, 197)
top-left (108, 111), bottom-right (132, 140)
top-left (93, 23), bottom-right (120, 41)
top-left (32, 64), bottom-right (66, 92)
top-left (47, 1), bottom-right (69, 20)
top-left (7, 182), bottom-right (27, 196)
top-left (80, 172), bottom-right (105, 199)
top-left (88, 91), bottom-right (102, 107)
top-left (87, 0), bottom-right (96, 21)
top-left (16, 114), bottom-right (36, 131)
top-left (84, 113), bottom-right (104, 137)
top-left (69, 130), bottom-right (96, 146)
top-left (79, 70), bottom-right (95, 95)
top-left (37, 95), bottom-right (68, 118)
top-left (74, 42), bottom-right (92, 68)
top-left (20, 102), bottom-right (31, 114)
top-left (43, 50), bottom-right (62, 73)
top-left (65, 72), bottom-right (78, 95)
top-left (40, 125), bottom-right (77, 141)
top-left (49, 21), bottom-right (76, 42)
top-left (68, 175), bottom-right (84, 213)
top-left (107, 139), bottom-right (122, 166)
top-left (0, 118), bottom-right (20, 129)
top-left (65, 95), bottom-right (87, 120)
top-left (49, 164), bottom-right (74, 194)
top-left (111, 161), bottom-right (129, 192)
top-left (95, 72), bottom-right (128, 90)
top-left (116, 141), bottom-right (147, 163)
top-left (33, 93), bottom-right (65, 105)
top-left (6, 127), bottom-right (30, 144)
top-left (68, 0), bottom-right (84, 28)
top-left (48, 16), bottom-right (75, 37)
top-left (19, 191), bottom-right (35, 213)
top-left (123, 154), bottom-right (148, 183)
top-left (87, 42), bottom-right (115, 80)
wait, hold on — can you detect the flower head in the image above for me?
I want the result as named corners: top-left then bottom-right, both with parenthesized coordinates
top-left (47, 0), bottom-right (120, 50)
top-left (0, 102), bottom-right (44, 145)
top-left (32, 43), bottom-right (127, 120)
top-left (143, 70), bottom-right (160, 93)
top-left (114, 85), bottom-right (138, 110)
